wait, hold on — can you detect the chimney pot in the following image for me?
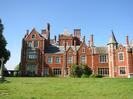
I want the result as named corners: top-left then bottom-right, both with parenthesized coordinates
top-left (126, 35), bottom-right (129, 45)
top-left (90, 34), bottom-right (94, 46)
top-left (26, 30), bottom-right (29, 34)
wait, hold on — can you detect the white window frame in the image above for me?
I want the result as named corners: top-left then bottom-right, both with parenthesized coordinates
top-left (27, 50), bottom-right (37, 60)
top-left (27, 41), bottom-right (32, 48)
top-left (68, 56), bottom-right (73, 64)
top-left (98, 68), bottom-right (109, 76)
top-left (44, 68), bottom-right (49, 76)
top-left (26, 64), bottom-right (37, 75)
top-left (53, 68), bottom-right (61, 76)
top-left (99, 54), bottom-right (107, 63)
top-left (119, 67), bottom-right (126, 75)
top-left (80, 55), bottom-right (86, 64)
top-left (118, 52), bottom-right (124, 62)
top-left (55, 56), bottom-right (60, 64)
top-left (34, 41), bottom-right (39, 48)
top-left (48, 56), bottom-right (53, 64)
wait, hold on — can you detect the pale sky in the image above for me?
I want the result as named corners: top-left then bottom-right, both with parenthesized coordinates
top-left (0, 0), bottom-right (133, 70)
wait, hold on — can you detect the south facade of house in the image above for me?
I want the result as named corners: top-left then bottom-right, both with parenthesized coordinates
top-left (20, 23), bottom-right (133, 78)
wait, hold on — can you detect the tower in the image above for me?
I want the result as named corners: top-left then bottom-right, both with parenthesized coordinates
top-left (125, 36), bottom-right (133, 78)
top-left (90, 34), bottom-right (95, 74)
top-left (107, 31), bottom-right (118, 77)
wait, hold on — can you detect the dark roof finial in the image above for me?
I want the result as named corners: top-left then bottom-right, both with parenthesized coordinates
top-left (108, 30), bottom-right (118, 44)
top-left (0, 18), bottom-right (1, 23)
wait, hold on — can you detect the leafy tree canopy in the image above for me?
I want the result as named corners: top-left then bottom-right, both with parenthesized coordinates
top-left (71, 64), bottom-right (92, 77)
top-left (14, 64), bottom-right (19, 70)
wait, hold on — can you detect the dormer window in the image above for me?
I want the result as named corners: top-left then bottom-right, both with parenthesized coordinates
top-left (32, 34), bottom-right (35, 39)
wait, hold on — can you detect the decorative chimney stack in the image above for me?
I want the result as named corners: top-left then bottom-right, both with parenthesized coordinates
top-left (47, 23), bottom-right (50, 32)
top-left (54, 35), bottom-right (57, 43)
top-left (26, 30), bottom-right (29, 34)
top-left (88, 40), bottom-right (90, 47)
top-left (64, 40), bottom-right (66, 51)
top-left (74, 29), bottom-right (81, 39)
top-left (126, 35), bottom-right (129, 46)
top-left (25, 30), bottom-right (29, 38)
top-left (74, 40), bottom-right (76, 50)
top-left (82, 36), bottom-right (85, 43)
top-left (46, 23), bottom-right (50, 40)
top-left (90, 34), bottom-right (94, 46)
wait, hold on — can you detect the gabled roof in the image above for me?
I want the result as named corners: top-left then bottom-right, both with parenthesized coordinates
top-left (66, 46), bottom-right (80, 53)
top-left (77, 42), bottom-right (87, 52)
top-left (25, 28), bottom-right (45, 40)
top-left (108, 31), bottom-right (118, 44)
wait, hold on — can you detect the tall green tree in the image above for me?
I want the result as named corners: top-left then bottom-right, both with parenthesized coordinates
top-left (0, 19), bottom-right (10, 65)
top-left (14, 64), bottom-right (19, 70)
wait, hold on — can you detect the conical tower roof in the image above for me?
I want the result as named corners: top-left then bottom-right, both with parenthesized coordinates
top-left (108, 31), bottom-right (118, 45)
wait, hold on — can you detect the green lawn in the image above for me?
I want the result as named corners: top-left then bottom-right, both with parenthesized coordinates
top-left (0, 77), bottom-right (133, 99)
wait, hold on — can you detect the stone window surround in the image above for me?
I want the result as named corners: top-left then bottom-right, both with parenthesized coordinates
top-left (118, 52), bottom-right (124, 62)
top-left (99, 54), bottom-right (107, 63)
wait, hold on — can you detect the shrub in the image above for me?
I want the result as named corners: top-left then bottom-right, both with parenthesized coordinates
top-left (89, 74), bottom-right (103, 78)
top-left (81, 64), bottom-right (92, 76)
top-left (71, 64), bottom-right (92, 78)
top-left (71, 64), bottom-right (83, 77)
top-left (81, 74), bottom-right (90, 78)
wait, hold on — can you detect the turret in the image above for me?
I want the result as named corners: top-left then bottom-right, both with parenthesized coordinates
top-left (107, 31), bottom-right (118, 77)
top-left (107, 31), bottom-right (118, 48)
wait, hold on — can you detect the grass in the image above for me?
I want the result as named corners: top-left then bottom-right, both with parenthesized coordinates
top-left (0, 77), bottom-right (133, 99)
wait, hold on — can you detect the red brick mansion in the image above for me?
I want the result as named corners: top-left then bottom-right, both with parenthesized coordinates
top-left (20, 23), bottom-right (133, 78)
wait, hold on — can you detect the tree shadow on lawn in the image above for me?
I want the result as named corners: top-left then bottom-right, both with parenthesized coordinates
top-left (0, 79), bottom-right (10, 84)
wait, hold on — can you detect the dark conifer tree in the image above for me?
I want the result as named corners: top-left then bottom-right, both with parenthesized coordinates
top-left (0, 19), bottom-right (10, 65)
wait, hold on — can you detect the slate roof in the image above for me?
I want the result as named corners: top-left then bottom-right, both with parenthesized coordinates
top-left (45, 44), bottom-right (80, 54)
top-left (94, 46), bottom-right (108, 54)
top-left (45, 44), bottom-right (108, 54)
